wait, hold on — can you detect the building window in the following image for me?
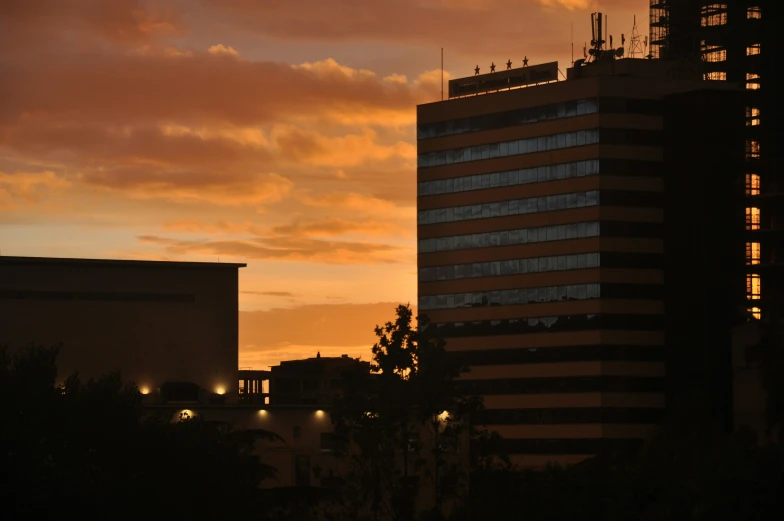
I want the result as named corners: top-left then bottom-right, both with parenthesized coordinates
top-left (746, 140), bottom-right (761, 160)
top-left (747, 6), bottom-right (762, 19)
top-left (746, 173), bottom-right (761, 196)
top-left (704, 71), bottom-right (727, 81)
top-left (419, 253), bottom-right (601, 282)
top-left (746, 242), bottom-right (761, 265)
top-left (747, 44), bottom-right (761, 56)
top-left (746, 207), bottom-right (761, 230)
top-left (701, 41), bottom-right (727, 62)
top-left (746, 107), bottom-right (761, 126)
top-left (295, 455), bottom-right (311, 487)
top-left (701, 4), bottom-right (728, 26)
top-left (748, 307), bottom-right (762, 320)
top-left (747, 274), bottom-right (761, 300)
top-left (746, 73), bottom-right (761, 90)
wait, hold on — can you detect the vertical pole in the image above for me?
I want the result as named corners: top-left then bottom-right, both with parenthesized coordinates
top-left (571, 22), bottom-right (574, 65)
top-left (441, 48), bottom-right (444, 101)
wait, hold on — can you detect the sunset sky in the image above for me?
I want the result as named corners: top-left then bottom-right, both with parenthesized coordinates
top-left (0, 0), bottom-right (647, 369)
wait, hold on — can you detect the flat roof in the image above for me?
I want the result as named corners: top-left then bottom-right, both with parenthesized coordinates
top-left (0, 256), bottom-right (247, 269)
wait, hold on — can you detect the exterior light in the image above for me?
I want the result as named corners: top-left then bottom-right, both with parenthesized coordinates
top-left (258, 409), bottom-right (267, 416)
top-left (139, 386), bottom-right (150, 395)
top-left (438, 411), bottom-right (449, 421)
top-left (215, 386), bottom-right (226, 395)
top-left (315, 410), bottom-right (325, 418)
top-left (180, 409), bottom-right (196, 419)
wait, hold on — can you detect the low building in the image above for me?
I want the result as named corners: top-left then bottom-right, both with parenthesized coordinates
top-left (0, 255), bottom-right (243, 403)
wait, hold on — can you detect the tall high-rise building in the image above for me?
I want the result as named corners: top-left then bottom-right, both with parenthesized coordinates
top-left (650, 0), bottom-right (784, 321)
top-left (416, 57), bottom-right (744, 467)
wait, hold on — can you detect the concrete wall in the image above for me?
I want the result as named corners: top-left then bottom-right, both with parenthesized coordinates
top-left (0, 257), bottom-right (241, 401)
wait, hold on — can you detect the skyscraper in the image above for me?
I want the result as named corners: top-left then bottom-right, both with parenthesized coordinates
top-left (651, 0), bottom-right (784, 321)
top-left (416, 57), bottom-right (744, 467)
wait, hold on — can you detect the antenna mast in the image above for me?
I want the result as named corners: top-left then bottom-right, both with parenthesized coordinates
top-left (629, 15), bottom-right (645, 58)
top-left (441, 48), bottom-right (444, 101)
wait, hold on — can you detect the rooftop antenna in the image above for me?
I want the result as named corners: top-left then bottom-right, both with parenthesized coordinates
top-left (571, 22), bottom-right (574, 66)
top-left (440, 48), bottom-right (444, 101)
top-left (629, 15), bottom-right (645, 58)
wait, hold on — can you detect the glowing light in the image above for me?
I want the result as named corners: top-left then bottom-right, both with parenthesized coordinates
top-left (139, 386), bottom-right (150, 395)
top-left (315, 410), bottom-right (325, 418)
top-left (258, 409), bottom-right (267, 416)
top-left (215, 386), bottom-right (226, 395)
top-left (179, 409), bottom-right (196, 420)
top-left (438, 411), bottom-right (449, 421)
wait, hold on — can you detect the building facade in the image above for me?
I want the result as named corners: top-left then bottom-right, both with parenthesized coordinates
top-left (650, 0), bottom-right (784, 321)
top-left (0, 256), bottom-right (243, 403)
top-left (416, 58), bottom-right (744, 467)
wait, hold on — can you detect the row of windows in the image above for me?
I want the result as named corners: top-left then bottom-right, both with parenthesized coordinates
top-left (418, 253), bottom-right (600, 282)
top-left (419, 283), bottom-right (663, 311)
top-left (418, 190), bottom-right (599, 225)
top-left (459, 375), bottom-right (665, 396)
top-left (423, 313), bottom-right (665, 338)
top-left (475, 407), bottom-right (666, 426)
top-left (450, 344), bottom-right (664, 366)
top-left (0, 289), bottom-right (195, 303)
top-left (472, 437), bottom-right (644, 455)
top-left (419, 283), bottom-right (601, 310)
top-left (419, 221), bottom-right (664, 254)
top-left (418, 160), bottom-right (600, 197)
top-left (417, 129), bottom-right (600, 168)
top-left (419, 221), bottom-right (599, 253)
top-left (417, 99), bottom-right (599, 139)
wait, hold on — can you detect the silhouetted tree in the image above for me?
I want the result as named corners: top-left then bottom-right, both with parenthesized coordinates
top-left (0, 343), bottom-right (282, 520)
top-left (326, 304), bottom-right (483, 521)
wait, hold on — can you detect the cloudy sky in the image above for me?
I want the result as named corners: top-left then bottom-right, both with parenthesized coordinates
top-left (0, 0), bottom-right (647, 369)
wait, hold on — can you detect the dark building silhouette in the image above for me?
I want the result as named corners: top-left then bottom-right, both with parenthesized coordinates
top-left (417, 56), bottom-right (747, 467)
top-left (0, 256), bottom-right (244, 403)
top-left (650, 0), bottom-right (784, 319)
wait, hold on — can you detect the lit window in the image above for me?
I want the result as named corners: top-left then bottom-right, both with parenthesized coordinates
top-left (746, 140), bottom-right (761, 159)
top-left (701, 4), bottom-right (728, 26)
top-left (704, 71), bottom-right (727, 81)
top-left (746, 107), bottom-right (761, 126)
top-left (747, 274), bottom-right (761, 300)
top-left (747, 44), bottom-right (761, 56)
top-left (748, 6), bottom-right (762, 19)
top-left (746, 173), bottom-right (761, 196)
top-left (746, 73), bottom-right (761, 90)
top-left (748, 307), bottom-right (762, 320)
top-left (701, 41), bottom-right (727, 62)
top-left (746, 242), bottom-right (761, 265)
top-left (746, 207), bottom-right (761, 230)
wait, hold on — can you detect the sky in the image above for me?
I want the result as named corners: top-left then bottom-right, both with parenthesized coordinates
top-left (0, 0), bottom-right (648, 370)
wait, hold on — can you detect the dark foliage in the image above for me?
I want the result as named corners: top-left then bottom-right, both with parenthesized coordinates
top-left (0, 344), bottom-right (281, 520)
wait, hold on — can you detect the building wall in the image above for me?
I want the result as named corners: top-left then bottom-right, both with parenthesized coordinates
top-left (0, 257), bottom-right (241, 401)
top-left (417, 68), bottom-right (738, 466)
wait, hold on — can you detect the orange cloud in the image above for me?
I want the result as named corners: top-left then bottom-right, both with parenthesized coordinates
top-left (270, 217), bottom-right (411, 238)
top-left (0, 170), bottom-right (70, 209)
top-left (137, 234), bottom-right (409, 265)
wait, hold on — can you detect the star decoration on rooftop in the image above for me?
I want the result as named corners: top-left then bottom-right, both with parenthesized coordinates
top-left (474, 65), bottom-right (480, 75)
top-left (523, 56), bottom-right (529, 67)
top-left (506, 59), bottom-right (512, 69)
top-left (490, 62), bottom-right (496, 73)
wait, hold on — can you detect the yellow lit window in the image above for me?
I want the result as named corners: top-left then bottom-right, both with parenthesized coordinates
top-left (746, 73), bottom-right (760, 90)
top-left (746, 140), bottom-right (761, 159)
top-left (746, 107), bottom-right (761, 126)
top-left (746, 173), bottom-right (761, 195)
top-left (748, 7), bottom-right (762, 19)
top-left (747, 274), bottom-right (761, 300)
top-left (701, 41), bottom-right (727, 62)
top-left (746, 207), bottom-right (761, 230)
top-left (702, 4), bottom-right (728, 26)
top-left (746, 242), bottom-right (761, 265)
top-left (747, 44), bottom-right (761, 56)
top-left (748, 307), bottom-right (762, 320)
top-left (704, 71), bottom-right (727, 81)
